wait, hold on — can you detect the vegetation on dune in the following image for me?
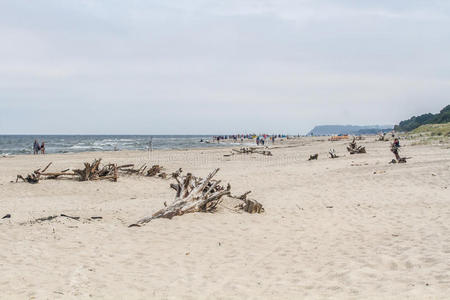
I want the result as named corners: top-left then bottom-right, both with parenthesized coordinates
top-left (403, 122), bottom-right (450, 146)
top-left (395, 105), bottom-right (450, 132)
top-left (410, 122), bottom-right (450, 136)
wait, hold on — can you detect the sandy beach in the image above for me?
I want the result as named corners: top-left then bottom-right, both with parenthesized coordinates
top-left (1, 136), bottom-right (449, 299)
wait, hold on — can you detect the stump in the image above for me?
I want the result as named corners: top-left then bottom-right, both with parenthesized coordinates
top-left (347, 138), bottom-right (366, 154)
top-left (233, 191), bottom-right (264, 213)
top-left (390, 144), bottom-right (407, 163)
top-left (308, 154), bottom-right (318, 160)
top-left (329, 149), bottom-right (339, 158)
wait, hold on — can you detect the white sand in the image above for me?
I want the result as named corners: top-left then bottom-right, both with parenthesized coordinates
top-left (1, 137), bottom-right (449, 299)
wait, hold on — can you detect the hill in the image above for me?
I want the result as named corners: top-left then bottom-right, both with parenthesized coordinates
top-left (395, 105), bottom-right (450, 132)
top-left (410, 122), bottom-right (450, 136)
top-left (307, 125), bottom-right (393, 136)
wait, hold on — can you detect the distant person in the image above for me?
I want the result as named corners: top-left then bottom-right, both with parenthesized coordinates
top-left (33, 140), bottom-right (40, 154)
top-left (40, 142), bottom-right (45, 154)
top-left (393, 138), bottom-right (400, 148)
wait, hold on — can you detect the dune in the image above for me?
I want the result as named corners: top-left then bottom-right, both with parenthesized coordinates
top-left (1, 136), bottom-right (449, 299)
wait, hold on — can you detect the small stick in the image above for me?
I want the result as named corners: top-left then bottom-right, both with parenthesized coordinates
top-left (60, 214), bottom-right (80, 221)
top-left (35, 215), bottom-right (58, 222)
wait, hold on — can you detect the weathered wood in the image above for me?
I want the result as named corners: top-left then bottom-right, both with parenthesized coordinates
top-left (147, 165), bottom-right (163, 177)
top-left (117, 164), bottom-right (134, 169)
top-left (40, 162), bottom-right (52, 174)
top-left (329, 149), bottom-right (339, 158)
top-left (16, 174), bottom-right (39, 184)
top-left (35, 215), bottom-right (58, 222)
top-left (226, 147), bottom-right (272, 157)
top-left (60, 214), bottom-right (80, 220)
top-left (347, 138), bottom-right (366, 154)
top-left (18, 159), bottom-right (119, 183)
top-left (308, 154), bottom-right (318, 160)
top-left (113, 164), bottom-right (118, 182)
top-left (41, 172), bottom-right (77, 176)
top-left (232, 191), bottom-right (264, 213)
top-left (130, 168), bottom-right (231, 226)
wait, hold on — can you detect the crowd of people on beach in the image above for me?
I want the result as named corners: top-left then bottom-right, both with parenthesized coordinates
top-left (211, 134), bottom-right (291, 145)
top-left (33, 140), bottom-right (45, 154)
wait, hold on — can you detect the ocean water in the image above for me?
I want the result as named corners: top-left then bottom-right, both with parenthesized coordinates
top-left (0, 135), bottom-right (223, 155)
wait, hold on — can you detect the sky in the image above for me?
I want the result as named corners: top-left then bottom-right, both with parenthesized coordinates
top-left (0, 0), bottom-right (449, 134)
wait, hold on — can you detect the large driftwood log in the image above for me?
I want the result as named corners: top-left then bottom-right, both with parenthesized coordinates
top-left (17, 159), bottom-right (118, 183)
top-left (131, 168), bottom-right (231, 226)
top-left (347, 138), bottom-right (366, 154)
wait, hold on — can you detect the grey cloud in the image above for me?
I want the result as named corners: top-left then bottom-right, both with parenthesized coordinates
top-left (0, 0), bottom-right (449, 134)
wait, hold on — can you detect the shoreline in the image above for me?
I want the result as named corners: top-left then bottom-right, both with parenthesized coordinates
top-left (0, 136), bottom-right (309, 157)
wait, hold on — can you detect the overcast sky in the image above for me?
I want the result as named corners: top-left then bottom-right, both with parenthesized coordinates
top-left (0, 0), bottom-right (449, 134)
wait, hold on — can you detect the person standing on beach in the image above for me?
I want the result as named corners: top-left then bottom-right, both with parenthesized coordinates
top-left (40, 142), bottom-right (45, 154)
top-left (33, 140), bottom-right (40, 154)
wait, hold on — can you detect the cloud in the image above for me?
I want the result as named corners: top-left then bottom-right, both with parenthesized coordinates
top-left (0, 0), bottom-right (449, 134)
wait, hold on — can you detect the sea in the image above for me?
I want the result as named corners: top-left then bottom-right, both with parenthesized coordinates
top-left (0, 135), bottom-right (224, 156)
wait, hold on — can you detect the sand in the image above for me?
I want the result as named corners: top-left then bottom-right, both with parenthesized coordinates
top-left (1, 136), bottom-right (449, 299)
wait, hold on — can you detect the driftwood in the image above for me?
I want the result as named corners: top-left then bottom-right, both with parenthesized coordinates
top-left (16, 162), bottom-right (53, 183)
top-left (147, 165), bottom-right (163, 176)
top-left (131, 168), bottom-right (231, 226)
top-left (45, 169), bottom-right (76, 179)
top-left (73, 159), bottom-right (117, 181)
top-left (17, 159), bottom-right (118, 183)
top-left (16, 174), bottom-right (40, 184)
top-left (118, 163), bottom-right (169, 178)
top-left (347, 138), bottom-right (366, 154)
top-left (119, 164), bottom-right (146, 175)
top-left (15, 159), bottom-right (173, 184)
top-left (377, 133), bottom-right (387, 141)
top-left (18, 215), bottom-right (58, 225)
top-left (390, 144), bottom-right (407, 163)
top-left (329, 149), bottom-right (339, 158)
top-left (131, 169), bottom-right (264, 227)
top-left (232, 191), bottom-right (264, 213)
top-left (225, 147), bottom-right (272, 157)
top-left (308, 154), bottom-right (318, 160)
top-left (60, 214), bottom-right (80, 221)
top-left (19, 214), bottom-right (102, 225)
